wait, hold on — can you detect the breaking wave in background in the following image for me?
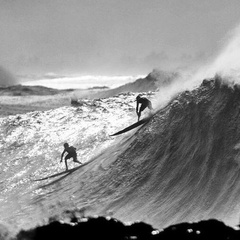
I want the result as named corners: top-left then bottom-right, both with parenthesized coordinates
top-left (190, 24), bottom-right (240, 86)
top-left (153, 24), bottom-right (240, 110)
top-left (21, 75), bottom-right (146, 89)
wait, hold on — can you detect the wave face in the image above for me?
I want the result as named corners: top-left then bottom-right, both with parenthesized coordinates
top-left (80, 77), bottom-right (240, 228)
top-left (83, 77), bottom-right (240, 229)
top-left (37, 77), bottom-right (240, 229)
top-left (1, 78), bottom-right (240, 232)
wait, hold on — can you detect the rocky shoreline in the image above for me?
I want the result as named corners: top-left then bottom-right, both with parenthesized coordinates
top-left (15, 215), bottom-right (240, 240)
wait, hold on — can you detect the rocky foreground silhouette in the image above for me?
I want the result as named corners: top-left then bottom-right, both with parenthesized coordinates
top-left (14, 215), bottom-right (240, 240)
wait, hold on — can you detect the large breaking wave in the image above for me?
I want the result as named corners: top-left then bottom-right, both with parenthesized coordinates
top-left (88, 77), bottom-right (240, 228)
top-left (1, 77), bottom-right (240, 233)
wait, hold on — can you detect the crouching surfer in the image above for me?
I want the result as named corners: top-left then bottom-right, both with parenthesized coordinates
top-left (136, 94), bottom-right (153, 121)
top-left (60, 143), bottom-right (82, 171)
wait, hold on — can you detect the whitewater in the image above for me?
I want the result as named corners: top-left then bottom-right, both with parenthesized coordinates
top-left (21, 75), bottom-right (145, 89)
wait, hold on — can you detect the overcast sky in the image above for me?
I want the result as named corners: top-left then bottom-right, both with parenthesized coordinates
top-left (1, 0), bottom-right (240, 77)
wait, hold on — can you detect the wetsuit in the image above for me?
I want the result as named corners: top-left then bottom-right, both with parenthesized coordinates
top-left (136, 97), bottom-right (153, 121)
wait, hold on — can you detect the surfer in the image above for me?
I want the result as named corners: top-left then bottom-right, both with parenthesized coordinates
top-left (60, 143), bottom-right (81, 171)
top-left (136, 94), bottom-right (153, 121)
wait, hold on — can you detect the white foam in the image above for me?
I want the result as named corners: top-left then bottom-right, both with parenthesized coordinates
top-left (21, 75), bottom-right (146, 89)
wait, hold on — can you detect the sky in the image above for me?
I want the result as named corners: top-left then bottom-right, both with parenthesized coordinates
top-left (1, 0), bottom-right (240, 83)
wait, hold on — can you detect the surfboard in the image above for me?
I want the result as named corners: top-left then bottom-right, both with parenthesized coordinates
top-left (33, 156), bottom-right (98, 182)
top-left (110, 117), bottom-right (151, 136)
top-left (33, 165), bottom-right (82, 181)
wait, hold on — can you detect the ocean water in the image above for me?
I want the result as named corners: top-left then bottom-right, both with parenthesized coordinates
top-left (1, 77), bottom-right (240, 238)
top-left (0, 92), bottom-right (152, 232)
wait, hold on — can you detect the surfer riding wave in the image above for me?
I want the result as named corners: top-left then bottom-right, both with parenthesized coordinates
top-left (60, 143), bottom-right (82, 171)
top-left (136, 94), bottom-right (153, 121)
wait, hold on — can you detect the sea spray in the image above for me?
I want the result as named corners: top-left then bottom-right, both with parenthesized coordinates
top-left (154, 23), bottom-right (240, 107)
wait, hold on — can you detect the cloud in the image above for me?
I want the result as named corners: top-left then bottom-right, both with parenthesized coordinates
top-left (143, 51), bottom-right (169, 65)
top-left (0, 66), bottom-right (17, 86)
top-left (114, 51), bottom-right (170, 75)
top-left (180, 51), bottom-right (208, 62)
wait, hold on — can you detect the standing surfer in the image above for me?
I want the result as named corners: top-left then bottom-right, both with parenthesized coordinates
top-left (136, 94), bottom-right (153, 121)
top-left (60, 143), bottom-right (81, 171)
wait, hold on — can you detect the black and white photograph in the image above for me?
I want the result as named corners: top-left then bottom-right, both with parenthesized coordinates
top-left (1, 1), bottom-right (240, 239)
